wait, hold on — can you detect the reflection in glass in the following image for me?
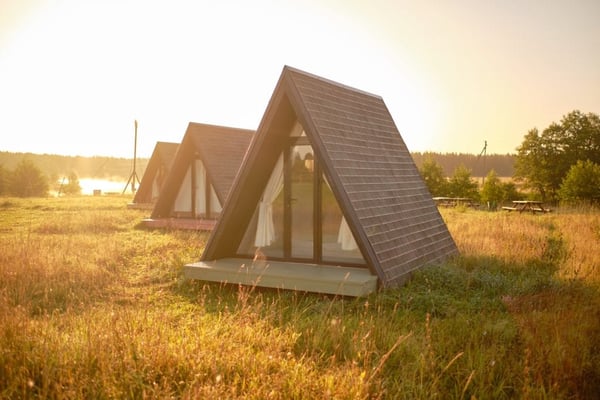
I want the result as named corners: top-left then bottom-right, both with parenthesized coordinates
top-left (236, 140), bottom-right (365, 266)
top-left (291, 144), bottom-right (314, 259)
top-left (237, 155), bottom-right (284, 258)
top-left (322, 176), bottom-right (365, 264)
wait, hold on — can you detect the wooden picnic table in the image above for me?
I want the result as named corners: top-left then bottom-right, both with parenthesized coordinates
top-left (433, 197), bottom-right (478, 208)
top-left (502, 200), bottom-right (550, 213)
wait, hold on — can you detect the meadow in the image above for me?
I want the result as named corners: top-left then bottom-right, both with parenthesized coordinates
top-left (0, 196), bottom-right (598, 399)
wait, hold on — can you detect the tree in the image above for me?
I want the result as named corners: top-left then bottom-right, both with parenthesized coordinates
top-left (501, 181), bottom-right (523, 203)
top-left (480, 170), bottom-right (524, 209)
top-left (60, 172), bottom-right (82, 195)
top-left (558, 160), bottom-right (600, 203)
top-left (514, 127), bottom-right (564, 200)
top-left (447, 164), bottom-right (479, 200)
top-left (418, 156), bottom-right (447, 196)
top-left (9, 159), bottom-right (49, 197)
top-left (515, 110), bottom-right (600, 201)
top-left (0, 165), bottom-right (8, 195)
top-left (561, 111), bottom-right (600, 164)
top-left (480, 169), bottom-right (503, 208)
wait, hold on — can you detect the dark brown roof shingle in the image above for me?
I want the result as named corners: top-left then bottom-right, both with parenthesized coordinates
top-left (132, 141), bottom-right (179, 204)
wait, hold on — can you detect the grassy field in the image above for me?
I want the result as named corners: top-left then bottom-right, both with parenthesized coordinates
top-left (0, 196), bottom-right (599, 399)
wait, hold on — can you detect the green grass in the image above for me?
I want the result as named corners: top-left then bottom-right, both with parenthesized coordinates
top-left (0, 196), bottom-right (599, 398)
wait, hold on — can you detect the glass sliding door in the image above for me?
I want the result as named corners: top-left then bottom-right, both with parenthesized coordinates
top-left (236, 131), bottom-right (366, 267)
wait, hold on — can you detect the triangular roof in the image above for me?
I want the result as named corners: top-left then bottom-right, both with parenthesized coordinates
top-left (151, 122), bottom-right (253, 219)
top-left (132, 141), bottom-right (179, 204)
top-left (201, 66), bottom-right (458, 288)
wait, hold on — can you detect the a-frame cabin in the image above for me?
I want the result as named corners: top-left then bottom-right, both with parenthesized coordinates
top-left (144, 122), bottom-right (253, 230)
top-left (129, 141), bottom-right (179, 209)
top-left (185, 66), bottom-right (458, 296)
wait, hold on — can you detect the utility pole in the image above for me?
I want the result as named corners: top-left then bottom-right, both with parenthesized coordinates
top-left (478, 140), bottom-right (487, 185)
top-left (123, 120), bottom-right (140, 194)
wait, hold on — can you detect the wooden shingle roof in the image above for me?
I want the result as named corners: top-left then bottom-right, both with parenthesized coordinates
top-left (154, 141), bottom-right (180, 166)
top-left (151, 123), bottom-right (253, 219)
top-left (132, 141), bottom-right (179, 204)
top-left (202, 66), bottom-right (458, 288)
top-left (289, 69), bottom-right (457, 284)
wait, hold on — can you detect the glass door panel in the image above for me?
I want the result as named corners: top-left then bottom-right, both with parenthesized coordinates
top-left (236, 155), bottom-right (284, 258)
top-left (290, 144), bottom-right (314, 259)
top-left (321, 176), bottom-right (366, 264)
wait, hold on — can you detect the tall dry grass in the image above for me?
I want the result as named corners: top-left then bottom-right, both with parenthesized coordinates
top-left (552, 208), bottom-right (600, 282)
top-left (0, 197), bottom-right (598, 398)
top-left (441, 207), bottom-right (600, 398)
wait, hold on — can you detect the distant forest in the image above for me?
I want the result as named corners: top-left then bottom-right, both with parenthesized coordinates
top-left (0, 151), bottom-right (149, 180)
top-left (0, 150), bottom-right (515, 180)
top-left (411, 152), bottom-right (515, 177)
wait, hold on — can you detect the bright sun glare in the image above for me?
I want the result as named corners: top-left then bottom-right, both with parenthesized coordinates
top-left (1, 1), bottom-right (599, 157)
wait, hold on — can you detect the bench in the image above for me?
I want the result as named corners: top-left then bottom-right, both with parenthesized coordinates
top-left (531, 207), bottom-right (551, 213)
top-left (503, 201), bottom-right (551, 213)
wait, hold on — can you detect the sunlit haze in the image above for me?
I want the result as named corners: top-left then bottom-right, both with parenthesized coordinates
top-left (1, 0), bottom-right (599, 158)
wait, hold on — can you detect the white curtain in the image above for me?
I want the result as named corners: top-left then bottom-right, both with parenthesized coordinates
top-left (151, 178), bottom-right (160, 201)
top-left (194, 161), bottom-right (207, 214)
top-left (210, 184), bottom-right (222, 214)
top-left (173, 161), bottom-right (214, 216)
top-left (337, 215), bottom-right (358, 251)
top-left (174, 167), bottom-right (192, 212)
top-left (323, 176), bottom-right (358, 251)
top-left (254, 154), bottom-right (284, 247)
top-left (152, 168), bottom-right (165, 202)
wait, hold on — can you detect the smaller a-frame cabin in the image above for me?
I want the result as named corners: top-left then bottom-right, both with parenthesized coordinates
top-left (144, 123), bottom-right (253, 230)
top-left (185, 66), bottom-right (458, 296)
top-left (128, 141), bottom-right (179, 209)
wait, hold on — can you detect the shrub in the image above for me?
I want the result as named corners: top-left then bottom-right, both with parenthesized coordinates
top-left (559, 159), bottom-right (600, 204)
top-left (447, 164), bottom-right (479, 200)
top-left (419, 156), bottom-right (448, 196)
top-left (60, 171), bottom-right (82, 195)
top-left (480, 169), bottom-right (503, 208)
top-left (9, 159), bottom-right (49, 197)
top-left (0, 164), bottom-right (8, 195)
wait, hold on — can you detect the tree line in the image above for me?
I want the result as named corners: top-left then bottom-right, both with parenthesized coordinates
top-left (514, 110), bottom-right (600, 202)
top-left (419, 110), bottom-right (600, 206)
top-left (1, 150), bottom-right (512, 182)
top-left (0, 152), bottom-right (149, 197)
top-left (0, 151), bottom-right (148, 181)
top-left (411, 152), bottom-right (515, 177)
top-left (3, 110), bottom-right (598, 203)
top-left (0, 159), bottom-right (85, 197)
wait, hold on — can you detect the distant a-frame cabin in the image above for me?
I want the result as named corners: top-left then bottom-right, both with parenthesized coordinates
top-left (129, 141), bottom-right (179, 209)
top-left (185, 66), bottom-right (458, 296)
top-left (144, 123), bottom-right (253, 230)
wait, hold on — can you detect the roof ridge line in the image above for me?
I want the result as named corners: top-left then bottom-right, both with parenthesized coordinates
top-left (283, 65), bottom-right (383, 100)
top-left (187, 121), bottom-right (255, 133)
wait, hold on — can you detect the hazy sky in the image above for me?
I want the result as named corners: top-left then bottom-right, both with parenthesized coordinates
top-left (1, 0), bottom-right (599, 158)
